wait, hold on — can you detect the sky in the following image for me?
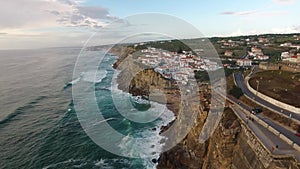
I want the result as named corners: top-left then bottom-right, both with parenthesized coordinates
top-left (0, 0), bottom-right (299, 49)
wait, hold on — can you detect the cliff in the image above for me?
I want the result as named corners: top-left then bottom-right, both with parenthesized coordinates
top-left (158, 106), bottom-right (299, 169)
top-left (112, 47), bottom-right (300, 169)
top-left (113, 52), bottom-right (181, 115)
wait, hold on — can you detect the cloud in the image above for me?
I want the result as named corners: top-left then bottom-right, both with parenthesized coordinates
top-left (272, 0), bottom-right (296, 5)
top-left (57, 0), bottom-right (75, 6)
top-left (220, 10), bottom-right (288, 17)
top-left (0, 0), bottom-right (66, 29)
top-left (45, 4), bottom-right (119, 29)
top-left (47, 10), bottom-right (61, 16)
top-left (260, 11), bottom-right (289, 16)
top-left (220, 11), bottom-right (235, 15)
top-left (270, 26), bottom-right (300, 34)
top-left (77, 6), bottom-right (117, 20)
top-left (0, 0), bottom-right (122, 48)
top-left (0, 0), bottom-right (117, 30)
top-left (220, 10), bottom-right (258, 16)
top-left (219, 25), bottom-right (300, 37)
top-left (55, 5), bottom-right (118, 28)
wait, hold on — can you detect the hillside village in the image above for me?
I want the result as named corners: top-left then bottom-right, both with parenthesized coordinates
top-left (135, 47), bottom-right (222, 84)
top-left (217, 34), bottom-right (300, 67)
top-left (129, 34), bottom-right (300, 84)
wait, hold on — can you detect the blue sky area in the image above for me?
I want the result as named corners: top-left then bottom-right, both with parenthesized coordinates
top-left (83, 0), bottom-right (300, 36)
top-left (0, 0), bottom-right (299, 49)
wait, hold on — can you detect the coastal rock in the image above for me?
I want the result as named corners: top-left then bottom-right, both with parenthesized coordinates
top-left (112, 46), bottom-right (300, 169)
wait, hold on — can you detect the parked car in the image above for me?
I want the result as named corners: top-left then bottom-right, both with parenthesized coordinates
top-left (251, 107), bottom-right (262, 115)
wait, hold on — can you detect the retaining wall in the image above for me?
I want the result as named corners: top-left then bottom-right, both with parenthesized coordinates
top-left (245, 77), bottom-right (300, 114)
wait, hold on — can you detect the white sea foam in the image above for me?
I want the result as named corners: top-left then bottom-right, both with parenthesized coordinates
top-left (92, 118), bottom-right (117, 126)
top-left (66, 77), bottom-right (81, 86)
top-left (94, 158), bottom-right (130, 169)
top-left (82, 70), bottom-right (108, 83)
top-left (42, 159), bottom-right (84, 169)
top-left (111, 70), bottom-right (176, 169)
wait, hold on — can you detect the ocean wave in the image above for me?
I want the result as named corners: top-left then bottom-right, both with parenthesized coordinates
top-left (43, 158), bottom-right (133, 169)
top-left (63, 77), bottom-right (81, 90)
top-left (92, 118), bottom-right (118, 126)
top-left (42, 159), bottom-right (85, 169)
top-left (82, 70), bottom-right (108, 83)
top-left (111, 70), bottom-right (175, 169)
top-left (64, 70), bottom-right (108, 90)
top-left (0, 96), bottom-right (47, 125)
top-left (117, 104), bottom-right (175, 168)
top-left (94, 158), bottom-right (131, 169)
top-left (96, 87), bottom-right (111, 91)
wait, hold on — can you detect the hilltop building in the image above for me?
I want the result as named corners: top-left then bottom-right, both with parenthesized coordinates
top-left (237, 59), bottom-right (252, 67)
top-left (224, 50), bottom-right (233, 57)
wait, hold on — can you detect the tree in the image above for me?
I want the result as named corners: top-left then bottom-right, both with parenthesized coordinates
top-left (194, 70), bottom-right (209, 82)
top-left (177, 47), bottom-right (183, 54)
top-left (229, 86), bottom-right (243, 99)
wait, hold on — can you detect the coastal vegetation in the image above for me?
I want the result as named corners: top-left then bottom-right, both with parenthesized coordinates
top-left (229, 86), bottom-right (243, 99)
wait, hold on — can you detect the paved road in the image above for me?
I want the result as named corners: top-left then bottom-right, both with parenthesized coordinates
top-left (257, 114), bottom-right (300, 146)
top-left (240, 52), bottom-right (248, 59)
top-left (234, 72), bottom-right (300, 121)
top-left (231, 105), bottom-right (300, 161)
top-left (225, 94), bottom-right (300, 146)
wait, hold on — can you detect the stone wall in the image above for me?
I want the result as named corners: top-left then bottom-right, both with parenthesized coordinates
top-left (245, 76), bottom-right (300, 113)
top-left (259, 62), bottom-right (300, 73)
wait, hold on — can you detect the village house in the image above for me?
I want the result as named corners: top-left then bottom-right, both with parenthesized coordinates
top-left (287, 55), bottom-right (300, 63)
top-left (248, 46), bottom-right (265, 58)
top-left (251, 46), bottom-right (262, 53)
top-left (224, 50), bottom-right (233, 57)
top-left (237, 59), bottom-right (252, 67)
top-left (258, 37), bottom-right (269, 43)
top-left (281, 52), bottom-right (290, 61)
top-left (254, 55), bottom-right (269, 60)
top-left (137, 47), bottom-right (223, 82)
top-left (280, 42), bottom-right (292, 47)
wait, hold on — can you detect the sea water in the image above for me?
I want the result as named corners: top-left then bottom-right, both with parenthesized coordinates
top-left (0, 48), bottom-right (174, 169)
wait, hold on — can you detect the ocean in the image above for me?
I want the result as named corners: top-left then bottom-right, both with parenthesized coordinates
top-left (0, 48), bottom-right (174, 169)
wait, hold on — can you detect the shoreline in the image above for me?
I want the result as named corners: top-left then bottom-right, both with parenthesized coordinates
top-left (110, 51), bottom-right (179, 166)
top-left (111, 67), bottom-right (177, 167)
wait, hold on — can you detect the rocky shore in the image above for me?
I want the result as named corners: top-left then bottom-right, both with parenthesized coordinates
top-left (110, 46), bottom-right (300, 169)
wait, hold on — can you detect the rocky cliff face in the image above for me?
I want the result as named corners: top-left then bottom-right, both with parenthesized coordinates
top-left (113, 50), bottom-right (300, 169)
top-left (114, 53), bottom-right (181, 115)
top-left (158, 106), bottom-right (299, 169)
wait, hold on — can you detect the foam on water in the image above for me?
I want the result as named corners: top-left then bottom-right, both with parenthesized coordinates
top-left (43, 158), bottom-right (132, 169)
top-left (92, 117), bottom-right (118, 126)
top-left (40, 52), bottom-right (176, 169)
top-left (110, 70), bottom-right (176, 169)
top-left (81, 70), bottom-right (108, 83)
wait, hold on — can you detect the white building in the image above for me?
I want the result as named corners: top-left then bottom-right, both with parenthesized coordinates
top-left (237, 59), bottom-right (252, 67)
top-left (281, 52), bottom-right (290, 61)
top-left (287, 55), bottom-right (300, 63)
top-left (255, 55), bottom-right (269, 60)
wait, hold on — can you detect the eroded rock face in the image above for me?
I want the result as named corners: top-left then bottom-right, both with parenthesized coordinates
top-left (158, 108), bottom-right (239, 169)
top-left (126, 70), bottom-right (300, 169)
top-left (158, 107), bottom-right (300, 169)
top-left (114, 53), bottom-right (181, 115)
top-left (202, 108), bottom-right (241, 169)
top-left (113, 49), bottom-right (300, 169)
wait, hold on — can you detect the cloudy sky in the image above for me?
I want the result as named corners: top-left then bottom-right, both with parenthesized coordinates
top-left (0, 0), bottom-right (299, 49)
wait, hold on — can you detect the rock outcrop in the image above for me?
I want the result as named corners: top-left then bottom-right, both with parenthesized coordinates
top-left (112, 47), bottom-right (300, 169)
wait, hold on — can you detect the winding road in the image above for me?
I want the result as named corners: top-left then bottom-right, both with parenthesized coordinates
top-left (234, 72), bottom-right (300, 121)
top-left (225, 94), bottom-right (300, 146)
